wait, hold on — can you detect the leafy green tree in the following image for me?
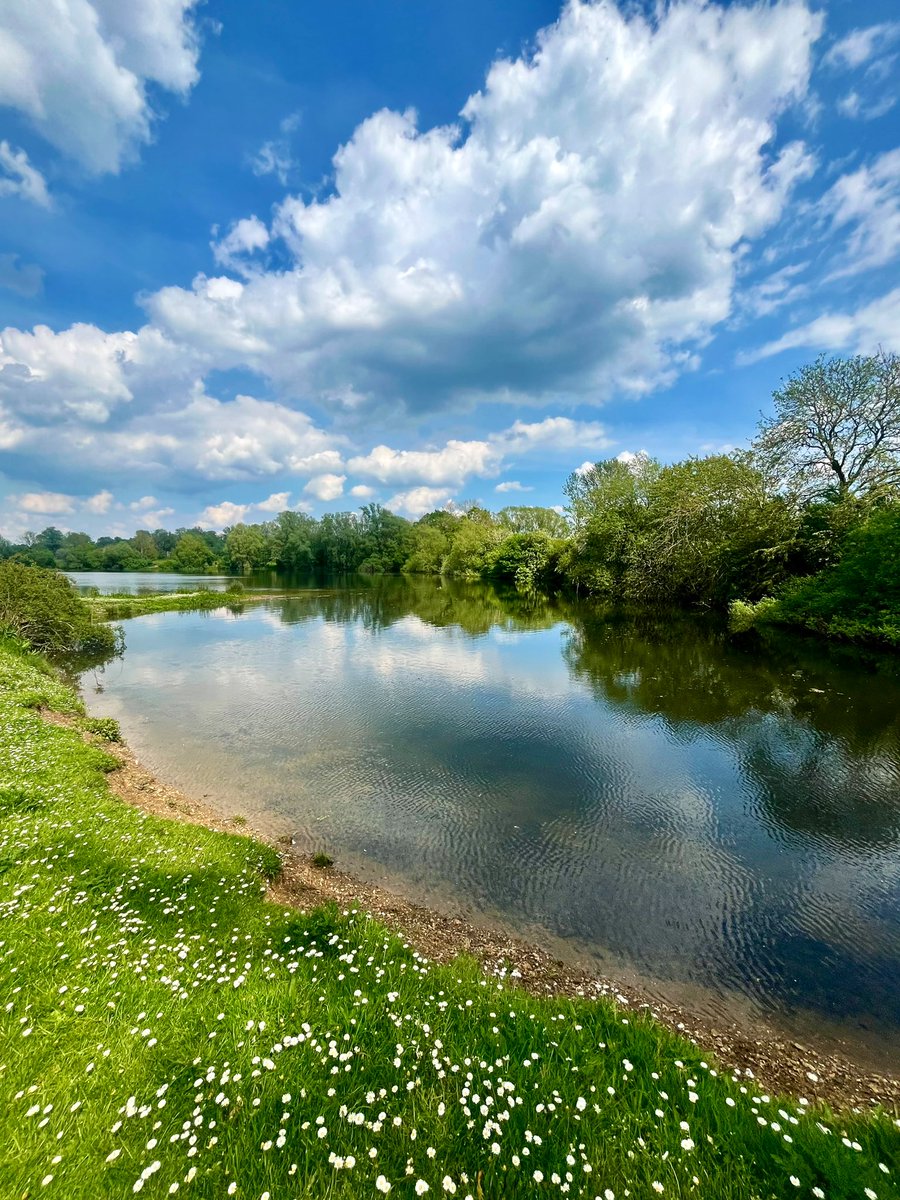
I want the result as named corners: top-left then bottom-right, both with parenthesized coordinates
top-left (634, 454), bottom-right (796, 605)
top-left (774, 504), bottom-right (900, 644)
top-left (271, 511), bottom-right (316, 571)
top-left (753, 350), bottom-right (900, 500)
top-left (35, 526), bottom-right (65, 554)
top-left (153, 529), bottom-right (178, 556)
top-left (496, 506), bottom-right (569, 537)
top-left (357, 504), bottom-right (413, 573)
top-left (55, 532), bottom-right (100, 571)
top-left (403, 523), bottom-right (451, 574)
top-left (20, 545), bottom-right (57, 568)
top-left (131, 530), bottom-right (158, 561)
top-left (172, 533), bottom-right (215, 572)
top-left (225, 523), bottom-right (271, 573)
top-left (788, 494), bottom-right (868, 576)
top-left (100, 541), bottom-right (151, 572)
top-left (312, 513), bottom-right (364, 573)
top-left (487, 532), bottom-right (562, 591)
top-left (561, 456), bottom-right (657, 595)
top-left (417, 509), bottom-right (460, 534)
top-left (442, 516), bottom-right (502, 577)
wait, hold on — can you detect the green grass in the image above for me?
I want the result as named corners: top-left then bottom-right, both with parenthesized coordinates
top-left (0, 642), bottom-right (898, 1199)
top-left (83, 591), bottom-right (244, 620)
top-left (82, 588), bottom-right (296, 621)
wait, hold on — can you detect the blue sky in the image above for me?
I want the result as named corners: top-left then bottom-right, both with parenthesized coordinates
top-left (1, 0), bottom-right (898, 537)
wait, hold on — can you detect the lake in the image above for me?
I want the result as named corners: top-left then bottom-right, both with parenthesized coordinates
top-left (77, 574), bottom-right (900, 1065)
top-left (69, 570), bottom-right (238, 594)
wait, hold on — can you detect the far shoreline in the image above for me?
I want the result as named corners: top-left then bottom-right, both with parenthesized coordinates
top-left (55, 694), bottom-right (900, 1115)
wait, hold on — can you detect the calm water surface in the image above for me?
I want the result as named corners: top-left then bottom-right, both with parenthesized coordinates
top-left (79, 576), bottom-right (900, 1062)
top-left (69, 571), bottom-right (237, 593)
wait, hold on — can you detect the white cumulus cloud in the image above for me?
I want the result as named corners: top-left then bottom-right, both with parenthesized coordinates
top-left (15, 490), bottom-right (75, 515)
top-left (0, 322), bottom-right (192, 424)
top-left (255, 490), bottom-right (291, 512)
top-left (0, 140), bottom-right (51, 206)
top-left (497, 417), bottom-right (610, 455)
top-left (348, 439), bottom-right (500, 487)
top-left (143, 0), bottom-right (821, 413)
top-left (83, 489), bottom-right (114, 514)
top-left (212, 216), bottom-right (271, 275)
top-left (199, 500), bottom-right (250, 528)
top-left (0, 0), bottom-right (204, 174)
top-left (386, 486), bottom-right (453, 517)
top-left (304, 473), bottom-right (346, 501)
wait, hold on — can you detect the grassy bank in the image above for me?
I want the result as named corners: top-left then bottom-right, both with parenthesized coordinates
top-left (83, 589), bottom-right (271, 621)
top-left (1, 641), bottom-right (898, 1199)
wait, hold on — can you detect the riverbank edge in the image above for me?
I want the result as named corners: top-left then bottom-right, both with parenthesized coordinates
top-left (82, 581), bottom-right (900, 653)
top-left (47, 669), bottom-right (897, 1112)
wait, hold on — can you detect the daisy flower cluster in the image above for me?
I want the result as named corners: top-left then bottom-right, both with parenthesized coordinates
top-left (0, 643), bottom-right (898, 1199)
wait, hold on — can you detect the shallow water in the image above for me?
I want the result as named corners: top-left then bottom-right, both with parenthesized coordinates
top-left (79, 575), bottom-right (900, 1063)
top-left (68, 570), bottom-right (237, 594)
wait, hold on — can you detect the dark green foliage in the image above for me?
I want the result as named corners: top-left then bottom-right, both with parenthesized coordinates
top-left (487, 531), bottom-right (562, 592)
top-left (270, 510), bottom-right (316, 571)
top-left (357, 503), bottom-right (415, 573)
top-left (774, 505), bottom-right (900, 645)
top-left (311, 850), bottom-right (335, 868)
top-left (0, 561), bottom-right (121, 657)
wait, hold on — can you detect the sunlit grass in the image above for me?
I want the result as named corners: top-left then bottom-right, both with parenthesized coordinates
top-left (83, 588), bottom-right (294, 621)
top-left (1, 641), bottom-right (898, 1198)
top-left (83, 591), bottom-right (238, 620)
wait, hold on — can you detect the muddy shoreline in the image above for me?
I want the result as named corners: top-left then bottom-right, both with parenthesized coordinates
top-left (42, 706), bottom-right (897, 1115)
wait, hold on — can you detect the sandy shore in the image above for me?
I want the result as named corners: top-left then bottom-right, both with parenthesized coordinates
top-left (49, 707), bottom-right (900, 1114)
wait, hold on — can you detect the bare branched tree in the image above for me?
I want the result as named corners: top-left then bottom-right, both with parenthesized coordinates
top-left (753, 350), bottom-right (900, 500)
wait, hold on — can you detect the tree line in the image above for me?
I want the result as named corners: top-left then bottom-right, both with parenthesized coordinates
top-left (2, 351), bottom-right (898, 644)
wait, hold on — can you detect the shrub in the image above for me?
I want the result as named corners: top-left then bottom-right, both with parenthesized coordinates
top-left (776, 505), bottom-right (900, 644)
top-left (82, 716), bottom-right (123, 742)
top-left (727, 597), bottom-right (780, 633)
top-left (0, 562), bottom-right (120, 657)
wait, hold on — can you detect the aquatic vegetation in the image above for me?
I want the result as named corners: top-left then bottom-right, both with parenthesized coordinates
top-left (0, 641), bottom-right (898, 1198)
top-left (82, 716), bottom-right (123, 743)
top-left (84, 591), bottom-right (239, 620)
top-left (83, 589), bottom-right (291, 621)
